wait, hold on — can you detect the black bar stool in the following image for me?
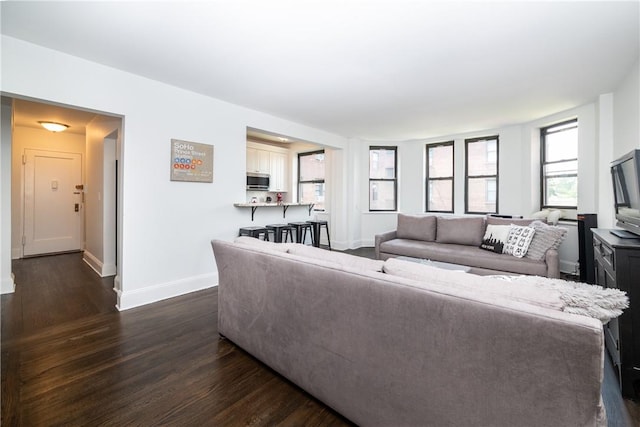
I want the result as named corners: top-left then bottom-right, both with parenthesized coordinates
top-left (288, 221), bottom-right (313, 244)
top-left (265, 224), bottom-right (293, 243)
top-left (239, 226), bottom-right (269, 240)
top-left (307, 220), bottom-right (331, 250)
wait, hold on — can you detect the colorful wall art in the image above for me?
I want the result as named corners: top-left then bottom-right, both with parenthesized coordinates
top-left (170, 139), bottom-right (214, 183)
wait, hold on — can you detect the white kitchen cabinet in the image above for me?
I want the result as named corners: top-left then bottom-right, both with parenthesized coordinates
top-left (269, 152), bottom-right (289, 192)
top-left (246, 147), bottom-right (270, 174)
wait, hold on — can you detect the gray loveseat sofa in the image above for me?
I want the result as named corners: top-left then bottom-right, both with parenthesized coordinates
top-left (376, 214), bottom-right (563, 277)
top-left (211, 237), bottom-right (605, 426)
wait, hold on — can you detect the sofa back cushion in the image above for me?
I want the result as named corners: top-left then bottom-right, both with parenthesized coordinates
top-left (396, 213), bottom-right (437, 241)
top-left (436, 216), bottom-right (485, 246)
top-left (486, 216), bottom-right (538, 227)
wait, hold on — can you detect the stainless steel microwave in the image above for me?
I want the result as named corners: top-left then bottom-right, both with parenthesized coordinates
top-left (246, 172), bottom-right (270, 191)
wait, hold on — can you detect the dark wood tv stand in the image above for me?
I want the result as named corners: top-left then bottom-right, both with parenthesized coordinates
top-left (592, 229), bottom-right (640, 399)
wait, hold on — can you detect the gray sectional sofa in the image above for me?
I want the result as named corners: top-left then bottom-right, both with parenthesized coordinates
top-left (211, 237), bottom-right (605, 427)
top-left (376, 214), bottom-right (564, 277)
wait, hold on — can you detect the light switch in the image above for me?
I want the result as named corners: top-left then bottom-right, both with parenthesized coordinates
top-left (51, 180), bottom-right (58, 190)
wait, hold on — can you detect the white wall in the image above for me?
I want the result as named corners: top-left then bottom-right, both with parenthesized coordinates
top-left (1, 100), bottom-right (15, 293)
top-left (84, 114), bottom-right (122, 277)
top-left (613, 59), bottom-right (640, 158)
top-left (11, 126), bottom-right (86, 258)
top-left (1, 35), bottom-right (348, 309)
top-left (598, 93), bottom-right (615, 229)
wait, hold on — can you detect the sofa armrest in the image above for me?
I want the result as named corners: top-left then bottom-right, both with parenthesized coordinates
top-left (375, 230), bottom-right (397, 260)
top-left (544, 249), bottom-right (560, 278)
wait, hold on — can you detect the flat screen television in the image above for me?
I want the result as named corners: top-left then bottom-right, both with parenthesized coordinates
top-left (611, 149), bottom-right (640, 238)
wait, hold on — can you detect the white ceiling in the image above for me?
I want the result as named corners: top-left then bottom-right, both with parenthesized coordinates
top-left (1, 1), bottom-right (638, 141)
top-left (11, 99), bottom-right (100, 135)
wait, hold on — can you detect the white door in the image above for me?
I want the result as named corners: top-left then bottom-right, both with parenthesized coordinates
top-left (23, 149), bottom-right (83, 256)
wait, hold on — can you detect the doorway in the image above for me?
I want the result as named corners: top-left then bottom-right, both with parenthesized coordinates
top-left (6, 97), bottom-right (123, 285)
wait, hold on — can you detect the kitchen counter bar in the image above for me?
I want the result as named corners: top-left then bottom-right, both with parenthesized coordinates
top-left (234, 202), bottom-right (315, 221)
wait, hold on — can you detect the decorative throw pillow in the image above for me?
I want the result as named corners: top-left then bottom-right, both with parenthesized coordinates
top-left (525, 220), bottom-right (567, 261)
top-left (479, 224), bottom-right (512, 253)
top-left (503, 225), bottom-right (536, 258)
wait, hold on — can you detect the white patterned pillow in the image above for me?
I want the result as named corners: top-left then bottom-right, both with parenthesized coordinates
top-left (503, 225), bottom-right (536, 258)
top-left (479, 224), bottom-right (512, 253)
top-left (525, 220), bottom-right (567, 261)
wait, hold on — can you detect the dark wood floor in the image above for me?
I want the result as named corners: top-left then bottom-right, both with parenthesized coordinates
top-left (2, 251), bottom-right (639, 426)
top-left (2, 253), bottom-right (352, 426)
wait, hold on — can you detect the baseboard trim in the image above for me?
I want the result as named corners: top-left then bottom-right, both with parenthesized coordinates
top-left (82, 250), bottom-right (117, 277)
top-left (116, 272), bottom-right (218, 311)
top-left (12, 247), bottom-right (21, 259)
top-left (560, 260), bottom-right (579, 275)
top-left (1, 272), bottom-right (16, 294)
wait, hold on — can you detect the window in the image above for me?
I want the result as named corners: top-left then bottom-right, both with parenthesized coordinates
top-left (465, 136), bottom-right (498, 214)
top-left (541, 119), bottom-right (578, 208)
top-left (298, 150), bottom-right (325, 210)
top-left (426, 141), bottom-right (454, 212)
top-left (369, 146), bottom-right (397, 211)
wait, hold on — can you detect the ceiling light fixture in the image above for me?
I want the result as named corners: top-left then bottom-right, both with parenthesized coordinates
top-left (38, 121), bottom-right (69, 132)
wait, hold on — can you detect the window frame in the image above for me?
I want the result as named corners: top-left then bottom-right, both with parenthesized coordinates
top-left (465, 135), bottom-right (499, 214)
top-left (425, 141), bottom-right (454, 213)
top-left (369, 146), bottom-right (398, 212)
top-left (297, 149), bottom-right (325, 211)
top-left (540, 118), bottom-right (578, 210)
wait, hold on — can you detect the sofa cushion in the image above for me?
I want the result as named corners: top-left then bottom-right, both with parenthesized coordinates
top-left (486, 216), bottom-right (538, 227)
top-left (503, 226), bottom-right (536, 258)
top-left (379, 239), bottom-right (549, 276)
top-left (525, 221), bottom-right (567, 261)
top-left (479, 224), bottom-right (511, 253)
top-left (382, 258), bottom-right (563, 310)
top-left (436, 216), bottom-right (485, 246)
top-left (396, 213), bottom-right (436, 241)
top-left (286, 244), bottom-right (385, 272)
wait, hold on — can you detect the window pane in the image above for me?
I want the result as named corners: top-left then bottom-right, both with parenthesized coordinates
top-left (545, 176), bottom-right (577, 207)
top-left (467, 177), bottom-right (496, 213)
top-left (545, 127), bottom-right (577, 162)
top-left (299, 182), bottom-right (325, 210)
top-left (428, 179), bottom-right (453, 211)
top-left (299, 152), bottom-right (325, 181)
top-left (370, 180), bottom-right (396, 210)
top-left (544, 160), bottom-right (578, 176)
top-left (370, 149), bottom-right (396, 179)
top-left (428, 145), bottom-right (453, 178)
top-left (467, 139), bottom-right (497, 176)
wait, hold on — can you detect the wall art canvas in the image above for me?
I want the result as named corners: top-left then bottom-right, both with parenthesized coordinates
top-left (170, 139), bottom-right (214, 183)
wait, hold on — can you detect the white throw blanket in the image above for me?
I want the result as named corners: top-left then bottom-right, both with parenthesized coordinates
top-left (492, 275), bottom-right (629, 324)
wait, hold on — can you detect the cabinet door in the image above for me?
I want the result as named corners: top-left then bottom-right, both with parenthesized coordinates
top-left (269, 152), bottom-right (289, 192)
top-left (246, 147), bottom-right (258, 173)
top-left (246, 148), bottom-right (270, 174)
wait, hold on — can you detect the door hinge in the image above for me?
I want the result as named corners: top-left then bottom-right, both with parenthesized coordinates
top-left (22, 155), bottom-right (26, 165)
top-left (22, 235), bottom-right (25, 245)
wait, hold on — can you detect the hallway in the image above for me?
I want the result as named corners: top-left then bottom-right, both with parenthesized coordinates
top-left (3, 253), bottom-right (117, 335)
